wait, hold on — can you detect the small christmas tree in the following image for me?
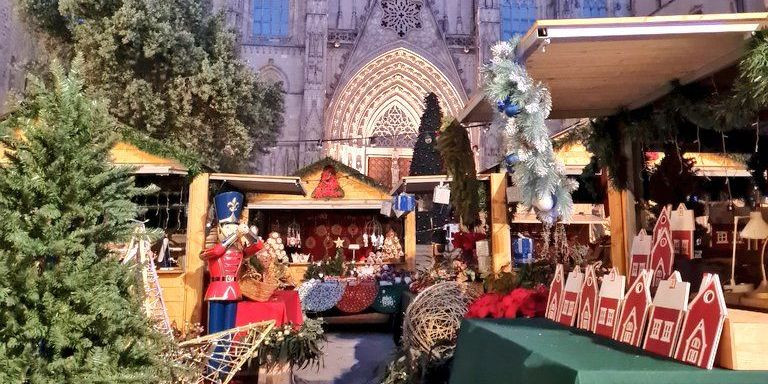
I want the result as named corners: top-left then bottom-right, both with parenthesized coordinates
top-left (0, 61), bottom-right (173, 382)
top-left (312, 165), bottom-right (344, 199)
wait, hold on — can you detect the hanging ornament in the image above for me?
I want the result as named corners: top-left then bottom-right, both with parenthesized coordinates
top-left (504, 153), bottom-right (520, 172)
top-left (534, 193), bottom-right (555, 211)
top-left (504, 103), bottom-right (521, 118)
top-left (363, 233), bottom-right (369, 247)
top-left (425, 135), bottom-right (433, 144)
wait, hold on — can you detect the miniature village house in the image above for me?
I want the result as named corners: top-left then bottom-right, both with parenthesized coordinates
top-left (546, 264), bottom-right (565, 321)
top-left (594, 268), bottom-right (625, 337)
top-left (674, 273), bottom-right (728, 369)
top-left (577, 265), bottom-right (599, 331)
top-left (558, 267), bottom-right (584, 327)
top-left (643, 271), bottom-right (690, 357)
top-left (614, 270), bottom-right (652, 347)
top-left (629, 230), bottom-right (652, 287)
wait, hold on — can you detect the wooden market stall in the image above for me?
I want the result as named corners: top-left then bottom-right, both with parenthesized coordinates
top-left (457, 12), bottom-right (768, 275)
top-left (112, 144), bottom-right (308, 327)
top-left (246, 157), bottom-right (406, 283)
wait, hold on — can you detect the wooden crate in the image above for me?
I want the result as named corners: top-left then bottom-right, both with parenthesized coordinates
top-left (716, 309), bottom-right (768, 370)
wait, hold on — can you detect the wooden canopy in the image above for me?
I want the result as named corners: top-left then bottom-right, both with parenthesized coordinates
top-left (459, 13), bottom-right (768, 122)
top-left (389, 174), bottom-right (491, 195)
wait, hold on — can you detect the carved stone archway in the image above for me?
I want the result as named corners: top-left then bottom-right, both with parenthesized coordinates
top-left (325, 48), bottom-right (464, 185)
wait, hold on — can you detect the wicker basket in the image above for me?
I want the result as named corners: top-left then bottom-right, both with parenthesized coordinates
top-left (241, 278), bottom-right (278, 302)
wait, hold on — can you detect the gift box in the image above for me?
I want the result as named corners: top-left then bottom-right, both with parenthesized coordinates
top-left (392, 193), bottom-right (416, 212)
top-left (513, 235), bottom-right (533, 265)
top-left (433, 183), bottom-right (451, 205)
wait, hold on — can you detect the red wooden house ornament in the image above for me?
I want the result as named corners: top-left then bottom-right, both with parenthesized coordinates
top-left (593, 268), bottom-right (625, 337)
top-left (670, 203), bottom-right (695, 259)
top-left (558, 267), bottom-right (584, 327)
top-left (576, 264), bottom-right (599, 331)
top-left (643, 271), bottom-right (690, 357)
top-left (613, 269), bottom-right (652, 347)
top-left (649, 227), bottom-right (674, 290)
top-left (653, 205), bottom-right (671, 243)
top-left (629, 230), bottom-right (652, 287)
top-left (546, 264), bottom-right (565, 321)
top-left (674, 273), bottom-right (727, 369)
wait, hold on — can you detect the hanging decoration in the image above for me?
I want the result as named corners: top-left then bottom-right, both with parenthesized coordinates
top-left (312, 165), bottom-right (345, 199)
top-left (483, 37), bottom-right (577, 225)
top-left (287, 220), bottom-right (302, 248)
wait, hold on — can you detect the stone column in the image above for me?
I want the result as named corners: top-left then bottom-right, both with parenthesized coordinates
top-left (299, 0), bottom-right (329, 167)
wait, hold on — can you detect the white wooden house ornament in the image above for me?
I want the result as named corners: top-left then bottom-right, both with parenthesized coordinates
top-left (593, 268), bottom-right (625, 337)
top-left (613, 269), bottom-right (652, 347)
top-left (558, 267), bottom-right (584, 327)
top-left (643, 271), bottom-right (690, 357)
top-left (576, 264), bottom-right (599, 331)
top-left (649, 227), bottom-right (674, 290)
top-left (629, 229), bottom-right (652, 287)
top-left (546, 264), bottom-right (565, 321)
top-left (670, 203), bottom-right (695, 259)
top-left (674, 273), bottom-right (727, 369)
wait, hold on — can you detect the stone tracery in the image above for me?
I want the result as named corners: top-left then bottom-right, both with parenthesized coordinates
top-left (325, 48), bottom-right (464, 175)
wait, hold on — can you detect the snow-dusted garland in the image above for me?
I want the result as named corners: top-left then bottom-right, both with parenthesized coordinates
top-left (483, 37), bottom-right (577, 225)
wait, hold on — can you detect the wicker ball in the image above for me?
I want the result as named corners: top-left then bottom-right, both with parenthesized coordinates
top-left (402, 282), bottom-right (473, 360)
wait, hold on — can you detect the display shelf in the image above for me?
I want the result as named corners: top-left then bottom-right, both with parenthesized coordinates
top-left (157, 268), bottom-right (184, 275)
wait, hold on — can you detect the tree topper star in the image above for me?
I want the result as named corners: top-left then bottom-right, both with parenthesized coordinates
top-left (334, 237), bottom-right (345, 248)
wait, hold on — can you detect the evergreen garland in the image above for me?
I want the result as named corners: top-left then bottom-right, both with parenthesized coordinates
top-left (483, 38), bottom-right (577, 225)
top-left (0, 60), bottom-right (173, 382)
top-left (437, 118), bottom-right (479, 227)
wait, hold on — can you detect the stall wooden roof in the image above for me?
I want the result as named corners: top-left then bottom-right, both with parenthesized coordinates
top-left (459, 13), bottom-right (768, 122)
top-left (248, 158), bottom-right (389, 209)
top-left (209, 173), bottom-right (307, 195)
top-left (110, 142), bottom-right (188, 175)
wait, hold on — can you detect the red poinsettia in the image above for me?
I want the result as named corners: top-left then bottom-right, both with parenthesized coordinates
top-left (465, 285), bottom-right (549, 320)
top-left (452, 231), bottom-right (487, 253)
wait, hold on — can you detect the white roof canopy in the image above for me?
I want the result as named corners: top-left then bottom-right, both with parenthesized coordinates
top-left (209, 174), bottom-right (307, 195)
top-left (459, 13), bottom-right (768, 122)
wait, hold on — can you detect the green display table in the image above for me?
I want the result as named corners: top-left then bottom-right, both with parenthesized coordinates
top-left (450, 318), bottom-right (768, 384)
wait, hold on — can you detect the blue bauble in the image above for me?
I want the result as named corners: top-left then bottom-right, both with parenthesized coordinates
top-left (503, 95), bottom-right (511, 105)
top-left (504, 103), bottom-right (521, 118)
top-left (496, 100), bottom-right (506, 112)
top-left (504, 153), bottom-right (519, 172)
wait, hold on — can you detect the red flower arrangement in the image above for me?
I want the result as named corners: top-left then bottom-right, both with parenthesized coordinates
top-left (466, 285), bottom-right (549, 320)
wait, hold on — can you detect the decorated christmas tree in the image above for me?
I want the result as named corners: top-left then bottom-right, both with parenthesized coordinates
top-left (312, 165), bottom-right (345, 199)
top-left (410, 93), bottom-right (443, 176)
top-left (0, 61), bottom-right (173, 382)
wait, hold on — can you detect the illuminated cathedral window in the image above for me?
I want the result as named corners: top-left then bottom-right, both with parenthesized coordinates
top-left (500, 0), bottom-right (537, 41)
top-left (253, 0), bottom-right (289, 38)
top-left (371, 105), bottom-right (418, 148)
top-left (381, 0), bottom-right (423, 38)
top-left (582, 0), bottom-right (608, 18)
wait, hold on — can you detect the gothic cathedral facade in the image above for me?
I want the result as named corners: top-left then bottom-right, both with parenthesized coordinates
top-left (216, 0), bottom-right (633, 183)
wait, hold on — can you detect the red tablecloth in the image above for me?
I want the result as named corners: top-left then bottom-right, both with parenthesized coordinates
top-left (235, 290), bottom-right (303, 328)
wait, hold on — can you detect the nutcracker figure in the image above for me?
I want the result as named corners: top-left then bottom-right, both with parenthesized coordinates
top-left (201, 191), bottom-right (263, 334)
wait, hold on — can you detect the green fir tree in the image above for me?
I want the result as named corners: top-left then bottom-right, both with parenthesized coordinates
top-left (18, 0), bottom-right (284, 172)
top-left (0, 61), bottom-right (173, 383)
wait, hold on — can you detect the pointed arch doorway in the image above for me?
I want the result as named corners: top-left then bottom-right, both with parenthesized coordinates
top-left (326, 48), bottom-right (464, 188)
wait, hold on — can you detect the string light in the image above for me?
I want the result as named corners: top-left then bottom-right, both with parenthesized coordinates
top-left (254, 122), bottom-right (490, 146)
